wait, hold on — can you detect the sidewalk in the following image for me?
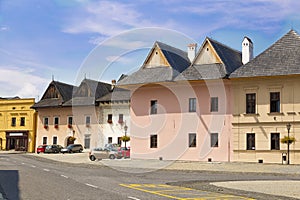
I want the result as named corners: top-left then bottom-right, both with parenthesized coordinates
top-left (4, 151), bottom-right (300, 199)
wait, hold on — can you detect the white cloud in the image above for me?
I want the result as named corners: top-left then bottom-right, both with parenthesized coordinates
top-left (0, 66), bottom-right (49, 98)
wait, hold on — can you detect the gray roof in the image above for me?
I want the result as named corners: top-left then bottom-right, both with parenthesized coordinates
top-left (118, 41), bottom-right (190, 85)
top-left (97, 87), bottom-right (130, 102)
top-left (231, 30), bottom-right (300, 78)
top-left (32, 81), bottom-right (75, 108)
top-left (176, 38), bottom-right (242, 81)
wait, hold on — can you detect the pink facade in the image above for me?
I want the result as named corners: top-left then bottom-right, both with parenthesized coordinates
top-left (129, 80), bottom-right (233, 162)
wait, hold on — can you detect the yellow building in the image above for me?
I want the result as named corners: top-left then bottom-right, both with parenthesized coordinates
top-left (231, 30), bottom-right (300, 164)
top-left (0, 97), bottom-right (36, 152)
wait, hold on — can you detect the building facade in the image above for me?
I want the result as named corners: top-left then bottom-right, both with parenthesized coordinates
top-left (231, 30), bottom-right (300, 164)
top-left (0, 97), bottom-right (36, 152)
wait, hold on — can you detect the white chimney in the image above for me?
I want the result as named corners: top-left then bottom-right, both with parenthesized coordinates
top-left (111, 79), bottom-right (116, 91)
top-left (242, 37), bottom-right (253, 65)
top-left (188, 43), bottom-right (197, 62)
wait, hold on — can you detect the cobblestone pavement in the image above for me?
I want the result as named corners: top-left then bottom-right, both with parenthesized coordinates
top-left (2, 151), bottom-right (300, 199)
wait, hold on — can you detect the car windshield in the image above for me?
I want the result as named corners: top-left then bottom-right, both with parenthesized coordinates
top-left (38, 145), bottom-right (44, 148)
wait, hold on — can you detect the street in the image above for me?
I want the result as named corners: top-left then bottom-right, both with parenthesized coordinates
top-left (0, 153), bottom-right (300, 200)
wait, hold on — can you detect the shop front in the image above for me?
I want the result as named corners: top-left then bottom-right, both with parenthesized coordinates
top-left (6, 131), bottom-right (28, 151)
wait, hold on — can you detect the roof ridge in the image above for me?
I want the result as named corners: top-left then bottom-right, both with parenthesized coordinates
top-left (207, 37), bottom-right (241, 54)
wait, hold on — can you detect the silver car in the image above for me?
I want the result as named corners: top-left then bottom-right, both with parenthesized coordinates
top-left (89, 148), bottom-right (119, 161)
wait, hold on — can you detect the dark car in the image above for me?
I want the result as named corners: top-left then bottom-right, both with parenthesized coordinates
top-left (44, 145), bottom-right (63, 153)
top-left (61, 144), bottom-right (83, 153)
top-left (36, 144), bottom-right (47, 154)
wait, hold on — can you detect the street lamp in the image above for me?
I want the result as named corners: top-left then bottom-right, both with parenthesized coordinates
top-left (124, 123), bottom-right (128, 149)
top-left (286, 123), bottom-right (292, 165)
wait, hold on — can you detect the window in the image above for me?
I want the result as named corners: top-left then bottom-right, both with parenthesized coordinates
top-left (53, 136), bottom-right (57, 145)
top-left (118, 114), bottom-right (124, 124)
top-left (246, 133), bottom-right (255, 150)
top-left (11, 117), bottom-right (16, 126)
top-left (270, 92), bottom-right (280, 113)
top-left (107, 114), bottom-right (112, 124)
top-left (84, 135), bottom-right (91, 149)
top-left (20, 117), bottom-right (25, 126)
top-left (188, 133), bottom-right (196, 147)
top-left (54, 117), bottom-right (59, 125)
top-left (44, 117), bottom-right (49, 126)
top-left (43, 137), bottom-right (47, 145)
top-left (210, 97), bottom-right (218, 112)
top-left (85, 116), bottom-right (91, 126)
top-left (150, 134), bottom-right (158, 148)
top-left (108, 137), bottom-right (112, 144)
top-left (189, 98), bottom-right (196, 112)
top-left (150, 100), bottom-right (157, 114)
top-left (68, 116), bottom-right (73, 125)
top-left (246, 93), bottom-right (256, 114)
top-left (210, 133), bottom-right (218, 147)
top-left (117, 137), bottom-right (122, 146)
top-left (271, 133), bottom-right (280, 150)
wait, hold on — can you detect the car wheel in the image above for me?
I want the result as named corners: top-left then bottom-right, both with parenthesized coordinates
top-left (89, 155), bottom-right (96, 161)
top-left (37, 152), bottom-right (40, 154)
top-left (109, 154), bottom-right (115, 159)
top-left (79, 149), bottom-right (82, 153)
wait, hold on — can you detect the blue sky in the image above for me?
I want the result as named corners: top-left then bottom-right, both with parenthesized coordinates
top-left (1, 0), bottom-right (300, 98)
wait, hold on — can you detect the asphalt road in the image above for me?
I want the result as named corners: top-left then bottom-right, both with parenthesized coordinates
top-left (0, 154), bottom-right (300, 200)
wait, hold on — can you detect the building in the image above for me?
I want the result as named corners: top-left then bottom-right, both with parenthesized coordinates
top-left (0, 97), bottom-right (36, 152)
top-left (97, 84), bottom-right (131, 147)
top-left (32, 79), bottom-right (111, 150)
top-left (119, 39), bottom-right (242, 161)
top-left (230, 30), bottom-right (300, 164)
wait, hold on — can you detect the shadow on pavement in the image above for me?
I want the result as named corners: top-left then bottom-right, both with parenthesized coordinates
top-left (0, 170), bottom-right (19, 200)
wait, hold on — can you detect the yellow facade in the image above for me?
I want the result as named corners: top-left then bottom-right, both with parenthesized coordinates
top-left (232, 76), bottom-right (300, 164)
top-left (0, 98), bottom-right (36, 152)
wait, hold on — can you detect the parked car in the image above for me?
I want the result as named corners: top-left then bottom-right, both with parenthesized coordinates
top-left (117, 147), bottom-right (130, 159)
top-left (44, 145), bottom-right (63, 153)
top-left (61, 144), bottom-right (83, 153)
top-left (103, 143), bottom-right (119, 151)
top-left (36, 144), bottom-right (47, 154)
top-left (89, 148), bottom-right (119, 161)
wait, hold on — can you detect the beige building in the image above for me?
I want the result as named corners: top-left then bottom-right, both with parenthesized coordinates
top-left (231, 30), bottom-right (300, 164)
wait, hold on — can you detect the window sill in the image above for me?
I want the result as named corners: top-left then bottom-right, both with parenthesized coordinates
top-left (243, 113), bottom-right (259, 116)
top-left (267, 112), bottom-right (284, 116)
top-left (287, 112), bottom-right (296, 115)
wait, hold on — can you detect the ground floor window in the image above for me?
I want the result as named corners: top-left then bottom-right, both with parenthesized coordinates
top-left (84, 134), bottom-right (91, 149)
top-left (108, 137), bottom-right (112, 144)
top-left (53, 136), bottom-right (57, 145)
top-left (271, 133), bottom-right (280, 150)
top-left (117, 137), bottom-right (122, 146)
top-left (43, 137), bottom-right (47, 145)
top-left (246, 133), bottom-right (255, 150)
top-left (210, 133), bottom-right (218, 147)
top-left (150, 134), bottom-right (158, 148)
top-left (188, 133), bottom-right (196, 147)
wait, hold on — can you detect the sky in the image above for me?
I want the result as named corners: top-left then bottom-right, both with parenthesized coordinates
top-left (1, 0), bottom-right (300, 99)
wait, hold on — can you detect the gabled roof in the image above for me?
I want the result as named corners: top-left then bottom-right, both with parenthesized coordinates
top-left (176, 38), bottom-right (242, 81)
top-left (118, 41), bottom-right (190, 85)
top-left (32, 81), bottom-right (75, 108)
top-left (64, 79), bottom-right (111, 106)
top-left (231, 30), bottom-right (300, 78)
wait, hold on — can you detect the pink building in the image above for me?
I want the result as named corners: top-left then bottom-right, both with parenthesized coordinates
top-left (119, 39), bottom-right (242, 162)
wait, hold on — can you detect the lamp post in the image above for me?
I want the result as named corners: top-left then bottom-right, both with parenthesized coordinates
top-left (124, 123), bottom-right (128, 149)
top-left (286, 123), bottom-right (292, 165)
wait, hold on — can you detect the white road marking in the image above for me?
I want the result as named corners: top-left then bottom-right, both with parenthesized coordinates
top-left (31, 165), bottom-right (36, 168)
top-left (128, 197), bottom-right (141, 200)
top-left (61, 175), bottom-right (68, 178)
top-left (21, 163), bottom-right (25, 165)
top-left (43, 168), bottom-right (50, 172)
top-left (85, 183), bottom-right (98, 189)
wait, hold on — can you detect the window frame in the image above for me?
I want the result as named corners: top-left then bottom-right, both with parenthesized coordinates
top-left (44, 117), bottom-right (49, 126)
top-left (210, 133), bottom-right (219, 147)
top-left (53, 136), bottom-right (57, 145)
top-left (189, 98), bottom-right (196, 112)
top-left (246, 93), bottom-right (256, 114)
top-left (43, 137), bottom-right (47, 145)
top-left (188, 133), bottom-right (197, 148)
top-left (270, 92), bottom-right (280, 113)
top-left (54, 117), bottom-right (59, 125)
top-left (20, 117), bottom-right (25, 126)
top-left (150, 134), bottom-right (158, 148)
top-left (11, 117), bottom-right (16, 127)
top-left (246, 133), bottom-right (255, 150)
top-left (150, 100), bottom-right (158, 115)
top-left (68, 116), bottom-right (73, 126)
top-left (85, 115), bottom-right (91, 126)
top-left (210, 97), bottom-right (219, 112)
top-left (271, 133), bottom-right (280, 150)
top-left (107, 114), bottom-right (113, 124)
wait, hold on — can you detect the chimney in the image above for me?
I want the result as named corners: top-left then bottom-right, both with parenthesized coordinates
top-left (242, 37), bottom-right (253, 64)
top-left (111, 79), bottom-right (116, 91)
top-left (187, 43), bottom-right (197, 62)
